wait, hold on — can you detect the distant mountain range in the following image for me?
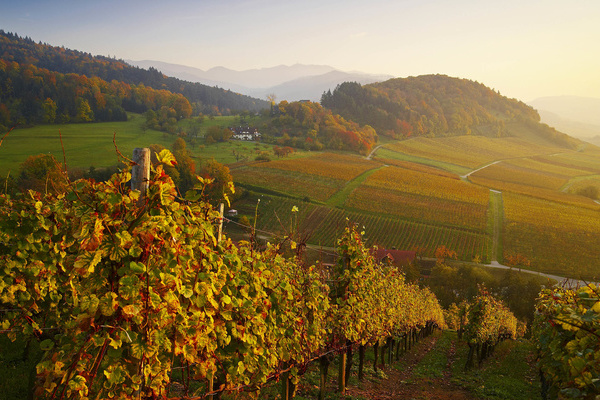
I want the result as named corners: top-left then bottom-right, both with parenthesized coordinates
top-left (528, 96), bottom-right (600, 143)
top-left (125, 60), bottom-right (393, 102)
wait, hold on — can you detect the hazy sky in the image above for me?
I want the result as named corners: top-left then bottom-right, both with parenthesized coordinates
top-left (1, 0), bottom-right (599, 101)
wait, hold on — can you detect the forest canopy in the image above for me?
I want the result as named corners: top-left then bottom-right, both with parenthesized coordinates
top-left (320, 75), bottom-right (578, 149)
top-left (0, 30), bottom-right (268, 131)
top-left (259, 100), bottom-right (378, 155)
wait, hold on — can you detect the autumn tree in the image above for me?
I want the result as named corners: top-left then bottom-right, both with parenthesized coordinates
top-left (435, 245), bottom-right (457, 263)
top-left (171, 95), bottom-right (193, 119)
top-left (205, 126), bottom-right (233, 143)
top-left (504, 253), bottom-right (531, 272)
top-left (75, 98), bottom-right (94, 122)
top-left (171, 137), bottom-right (196, 193)
top-left (41, 98), bottom-right (57, 123)
top-left (198, 159), bottom-right (235, 205)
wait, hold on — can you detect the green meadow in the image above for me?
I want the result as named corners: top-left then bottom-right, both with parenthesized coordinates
top-left (0, 114), bottom-right (173, 175)
top-left (0, 114), bottom-right (262, 176)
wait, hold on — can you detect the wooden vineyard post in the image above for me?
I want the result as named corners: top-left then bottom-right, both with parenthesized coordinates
top-left (131, 147), bottom-right (150, 200)
top-left (345, 342), bottom-right (353, 387)
top-left (338, 350), bottom-right (347, 393)
top-left (218, 203), bottom-right (224, 242)
top-left (318, 355), bottom-right (330, 400)
top-left (207, 374), bottom-right (214, 398)
top-left (280, 370), bottom-right (291, 400)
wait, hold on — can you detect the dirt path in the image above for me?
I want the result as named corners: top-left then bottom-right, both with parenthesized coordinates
top-left (460, 160), bottom-right (502, 179)
top-left (345, 335), bottom-right (475, 400)
top-left (365, 144), bottom-right (384, 160)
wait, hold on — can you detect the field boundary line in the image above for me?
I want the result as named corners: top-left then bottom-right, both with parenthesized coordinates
top-left (326, 165), bottom-right (387, 207)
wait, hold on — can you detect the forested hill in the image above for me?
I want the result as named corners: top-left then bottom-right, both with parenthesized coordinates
top-left (0, 31), bottom-right (268, 116)
top-left (321, 75), bottom-right (579, 149)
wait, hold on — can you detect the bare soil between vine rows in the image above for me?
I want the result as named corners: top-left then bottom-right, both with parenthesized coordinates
top-left (344, 334), bottom-right (475, 400)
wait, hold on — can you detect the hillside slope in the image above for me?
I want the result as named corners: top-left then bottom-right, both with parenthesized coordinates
top-left (321, 75), bottom-right (580, 149)
top-left (0, 30), bottom-right (268, 114)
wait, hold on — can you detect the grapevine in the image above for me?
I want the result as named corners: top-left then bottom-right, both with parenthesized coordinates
top-left (534, 285), bottom-right (600, 399)
top-left (1, 149), bottom-right (447, 399)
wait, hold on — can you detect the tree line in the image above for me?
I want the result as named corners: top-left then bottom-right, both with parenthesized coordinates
top-left (0, 30), bottom-right (268, 130)
top-left (0, 59), bottom-right (195, 130)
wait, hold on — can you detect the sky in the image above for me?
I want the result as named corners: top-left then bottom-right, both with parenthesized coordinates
top-left (1, 0), bottom-right (599, 102)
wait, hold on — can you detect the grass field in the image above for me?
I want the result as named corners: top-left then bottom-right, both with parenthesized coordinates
top-left (0, 114), bottom-right (276, 175)
top-left (0, 114), bottom-right (175, 175)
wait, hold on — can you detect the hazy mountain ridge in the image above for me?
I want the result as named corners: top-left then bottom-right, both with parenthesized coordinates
top-left (126, 60), bottom-right (392, 102)
top-left (528, 96), bottom-right (600, 126)
top-left (247, 70), bottom-right (393, 102)
top-left (528, 96), bottom-right (600, 140)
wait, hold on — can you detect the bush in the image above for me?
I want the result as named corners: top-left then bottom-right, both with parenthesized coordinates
top-left (255, 152), bottom-right (271, 162)
top-left (575, 185), bottom-right (599, 200)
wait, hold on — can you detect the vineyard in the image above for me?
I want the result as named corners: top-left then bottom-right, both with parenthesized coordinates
top-left (534, 284), bottom-right (600, 399)
top-left (470, 161), bottom-right (570, 191)
top-left (347, 164), bottom-right (489, 231)
top-left (468, 175), bottom-right (600, 209)
top-left (4, 31), bottom-right (600, 398)
top-left (507, 157), bottom-right (594, 180)
top-left (539, 148), bottom-right (600, 173)
top-left (347, 187), bottom-right (487, 232)
top-left (566, 176), bottom-right (600, 196)
top-left (230, 153), bottom-right (379, 202)
top-left (1, 152), bottom-right (544, 399)
top-left (374, 147), bottom-right (472, 176)
top-left (252, 152), bottom-right (376, 181)
top-left (502, 192), bottom-right (600, 280)
top-left (372, 158), bottom-right (461, 179)
top-left (444, 288), bottom-right (524, 370)
top-left (232, 195), bottom-right (491, 263)
top-left (228, 151), bottom-right (494, 263)
top-left (230, 166), bottom-right (344, 202)
top-left (224, 128), bottom-right (600, 282)
top-left (381, 135), bottom-right (566, 169)
top-left (0, 153), bottom-right (451, 399)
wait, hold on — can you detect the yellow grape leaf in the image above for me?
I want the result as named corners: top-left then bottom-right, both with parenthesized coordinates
top-left (157, 149), bottom-right (177, 166)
